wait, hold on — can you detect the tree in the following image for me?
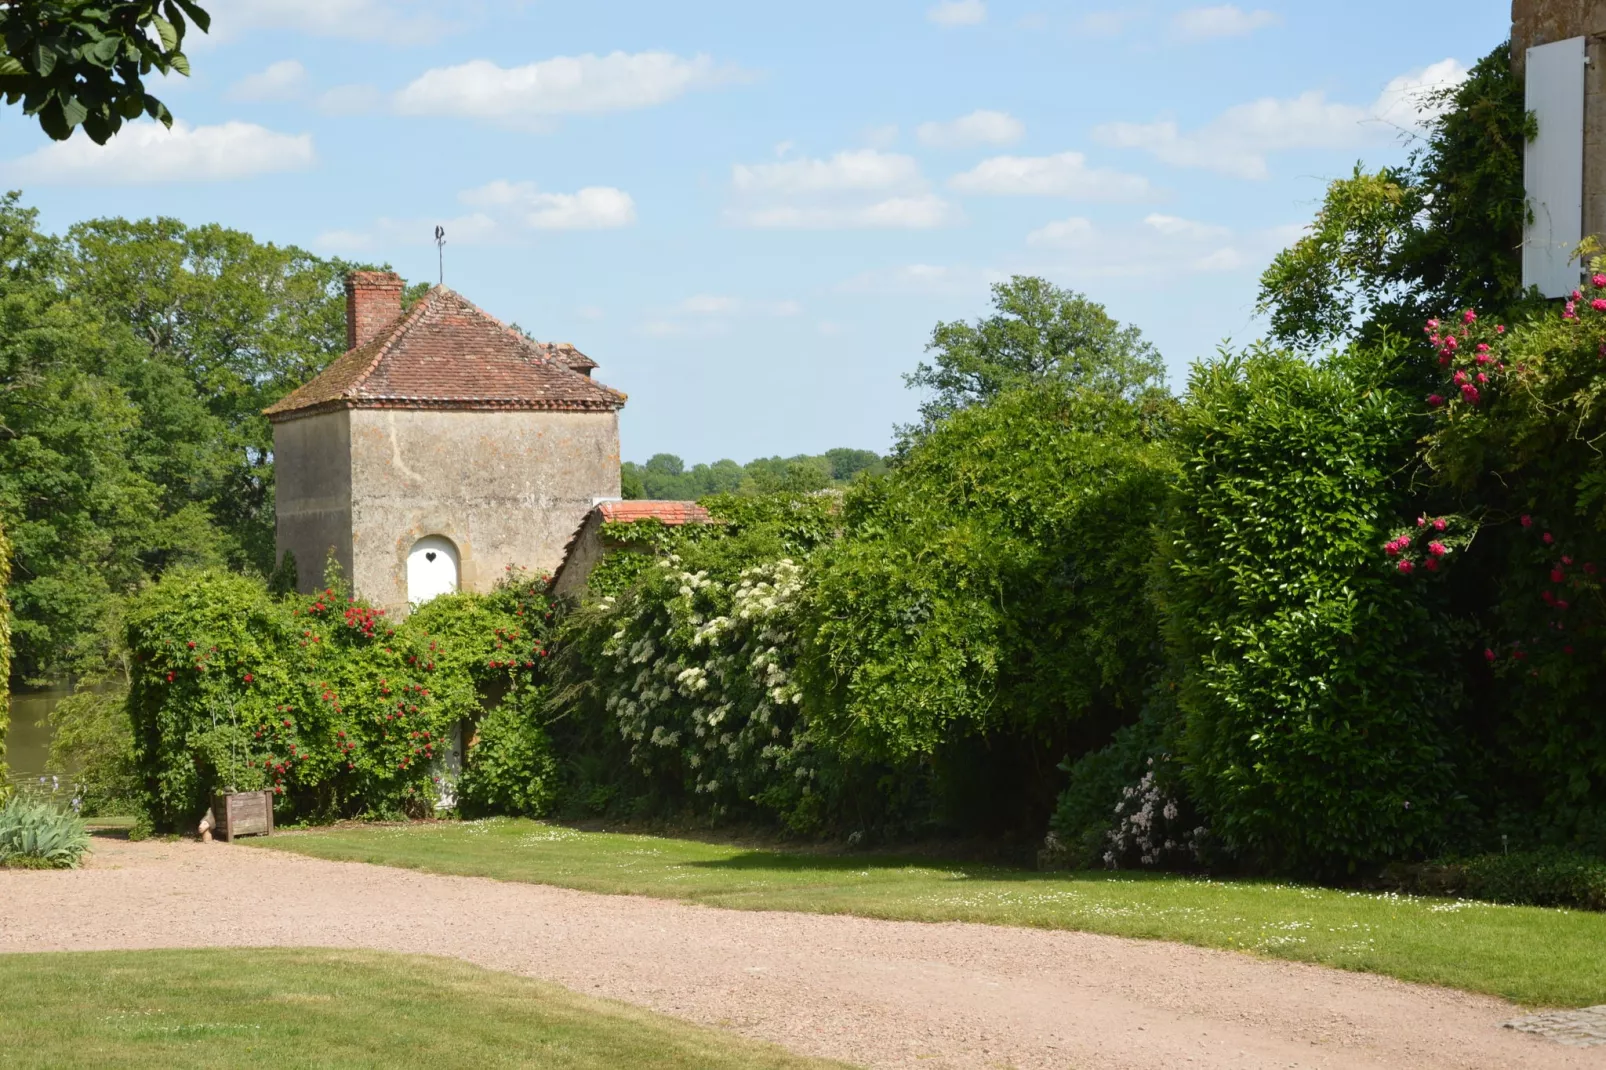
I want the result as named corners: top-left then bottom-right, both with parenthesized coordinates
top-left (59, 215), bottom-right (351, 573)
top-left (0, 193), bottom-right (168, 681)
top-left (1257, 45), bottom-right (1534, 349)
top-left (0, 1), bottom-right (209, 143)
top-left (903, 276), bottom-right (1165, 434)
top-left (802, 383), bottom-right (1174, 831)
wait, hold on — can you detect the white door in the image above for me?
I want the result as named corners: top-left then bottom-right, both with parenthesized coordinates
top-left (408, 536), bottom-right (460, 604)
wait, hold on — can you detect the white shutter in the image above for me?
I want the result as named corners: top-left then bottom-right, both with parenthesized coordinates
top-left (1523, 36), bottom-right (1587, 298)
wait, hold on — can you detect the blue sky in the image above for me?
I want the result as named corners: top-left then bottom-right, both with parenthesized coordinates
top-left (0, 1), bottom-right (1511, 463)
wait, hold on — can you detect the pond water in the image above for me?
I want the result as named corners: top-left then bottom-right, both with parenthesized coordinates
top-left (7, 686), bottom-right (66, 782)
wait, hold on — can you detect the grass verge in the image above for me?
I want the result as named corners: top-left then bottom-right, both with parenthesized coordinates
top-left (252, 818), bottom-right (1606, 1008)
top-left (0, 947), bottom-right (846, 1070)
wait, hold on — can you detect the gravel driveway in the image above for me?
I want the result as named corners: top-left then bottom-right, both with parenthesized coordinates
top-left (0, 837), bottom-right (1589, 1070)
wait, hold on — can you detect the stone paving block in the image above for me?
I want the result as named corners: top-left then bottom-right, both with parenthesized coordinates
top-left (1503, 1004), bottom-right (1606, 1046)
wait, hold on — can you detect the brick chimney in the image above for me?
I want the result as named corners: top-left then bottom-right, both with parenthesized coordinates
top-left (345, 270), bottom-right (405, 351)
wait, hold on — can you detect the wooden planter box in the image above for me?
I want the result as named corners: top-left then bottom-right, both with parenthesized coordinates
top-left (211, 791), bottom-right (274, 842)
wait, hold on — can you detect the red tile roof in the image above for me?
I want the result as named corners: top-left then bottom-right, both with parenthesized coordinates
top-left (598, 501), bottom-right (713, 525)
top-left (544, 342), bottom-right (598, 374)
top-left (264, 286), bottom-right (626, 420)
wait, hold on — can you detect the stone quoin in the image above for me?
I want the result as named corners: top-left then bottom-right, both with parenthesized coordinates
top-left (264, 271), bottom-right (627, 616)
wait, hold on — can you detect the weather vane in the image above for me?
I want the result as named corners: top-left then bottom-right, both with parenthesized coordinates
top-left (434, 225), bottom-right (446, 285)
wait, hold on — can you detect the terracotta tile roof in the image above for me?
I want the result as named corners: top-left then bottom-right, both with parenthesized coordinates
top-left (543, 342), bottom-right (598, 374)
top-left (264, 286), bottom-right (626, 420)
top-left (598, 501), bottom-right (713, 525)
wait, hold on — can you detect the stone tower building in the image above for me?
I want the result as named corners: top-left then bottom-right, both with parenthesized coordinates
top-left (1512, 0), bottom-right (1606, 295)
top-left (265, 271), bottom-right (626, 615)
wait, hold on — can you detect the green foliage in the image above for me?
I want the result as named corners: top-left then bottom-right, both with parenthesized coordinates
top-left (0, 517), bottom-right (9, 785)
top-left (0, 194), bottom-right (362, 682)
top-left (1413, 289), bottom-right (1606, 851)
top-left (459, 701), bottom-right (559, 818)
top-left (802, 385), bottom-right (1172, 801)
top-left (1161, 345), bottom-right (1460, 874)
top-left (0, 1), bottom-right (210, 143)
top-left (46, 681), bottom-right (139, 816)
top-left (61, 214), bottom-right (354, 575)
top-left (124, 564), bottom-right (566, 830)
top-left (551, 493), bottom-right (841, 826)
top-left (903, 276), bottom-right (1165, 435)
top-left (1257, 45), bottom-right (1535, 348)
top-left (1460, 849), bottom-right (1606, 911)
top-left (0, 792), bottom-right (88, 868)
top-left (1048, 697), bottom-right (1177, 868)
top-left (621, 450), bottom-right (883, 501)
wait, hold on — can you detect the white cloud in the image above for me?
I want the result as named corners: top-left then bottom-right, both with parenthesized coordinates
top-left (728, 149), bottom-right (960, 229)
top-left (917, 109), bottom-right (1024, 148)
top-left (1025, 212), bottom-right (1286, 278)
top-left (215, 0), bottom-right (450, 45)
top-left (458, 180), bottom-right (637, 229)
top-left (575, 305), bottom-right (605, 321)
top-left (228, 59), bottom-right (308, 102)
top-left (1170, 6), bottom-right (1281, 42)
top-left (394, 52), bottom-right (735, 124)
top-left (928, 0), bottom-right (986, 26)
top-left (733, 149), bottom-right (923, 195)
top-left (1142, 213), bottom-right (1231, 241)
top-left (1373, 58), bottom-right (1471, 131)
top-left (1093, 59), bottom-right (1469, 179)
top-left (321, 180), bottom-right (637, 252)
top-left (7, 120), bottom-right (315, 184)
top-left (948, 151), bottom-right (1154, 200)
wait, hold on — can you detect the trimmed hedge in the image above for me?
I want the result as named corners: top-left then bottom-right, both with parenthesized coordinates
top-left (1384, 849), bottom-right (1606, 912)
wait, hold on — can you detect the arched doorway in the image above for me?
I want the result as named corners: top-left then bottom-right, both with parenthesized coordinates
top-left (407, 535), bottom-right (460, 604)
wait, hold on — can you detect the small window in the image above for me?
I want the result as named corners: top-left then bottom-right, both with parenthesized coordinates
top-left (408, 536), bottom-right (460, 605)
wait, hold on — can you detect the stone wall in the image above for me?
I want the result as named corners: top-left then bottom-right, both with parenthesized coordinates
top-left (1512, 0), bottom-right (1606, 246)
top-left (272, 409), bottom-right (354, 594)
top-left (346, 408), bottom-right (621, 615)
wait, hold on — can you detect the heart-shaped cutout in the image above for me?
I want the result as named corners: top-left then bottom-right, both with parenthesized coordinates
top-left (426, 551), bottom-right (437, 562)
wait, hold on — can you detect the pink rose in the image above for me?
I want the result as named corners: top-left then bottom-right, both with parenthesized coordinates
top-left (1397, 559), bottom-right (1415, 575)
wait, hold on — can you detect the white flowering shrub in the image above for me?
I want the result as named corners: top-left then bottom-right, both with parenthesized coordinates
top-left (1103, 759), bottom-right (1207, 868)
top-left (593, 555), bottom-right (816, 817)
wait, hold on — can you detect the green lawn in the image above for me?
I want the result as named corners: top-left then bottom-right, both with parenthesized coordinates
top-left (253, 818), bottom-right (1606, 1008)
top-left (0, 947), bottom-right (846, 1070)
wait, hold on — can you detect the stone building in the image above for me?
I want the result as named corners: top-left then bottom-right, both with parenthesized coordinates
top-left (1513, 0), bottom-right (1606, 295)
top-left (265, 271), bottom-right (626, 615)
top-left (549, 500), bottom-right (714, 599)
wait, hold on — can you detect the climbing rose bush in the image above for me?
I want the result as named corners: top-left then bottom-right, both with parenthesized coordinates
top-left (126, 567), bottom-right (563, 831)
